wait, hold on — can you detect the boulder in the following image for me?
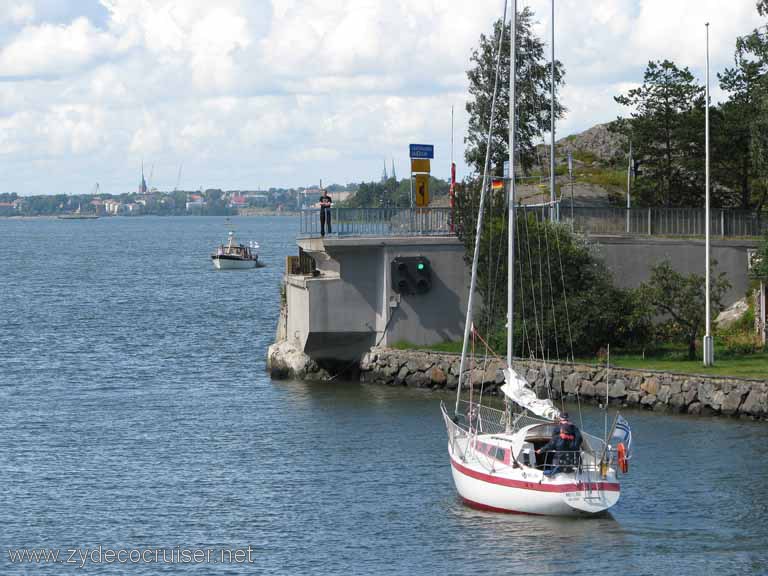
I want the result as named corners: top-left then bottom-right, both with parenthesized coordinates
top-left (563, 373), bottom-right (581, 395)
top-left (641, 394), bottom-right (657, 406)
top-left (688, 402), bottom-right (702, 415)
top-left (267, 340), bottom-right (314, 380)
top-left (721, 385), bottom-right (749, 415)
top-left (429, 366), bottom-right (447, 386)
top-left (406, 371), bottom-right (430, 388)
top-left (641, 377), bottom-right (659, 396)
top-left (741, 388), bottom-right (768, 417)
top-left (716, 297), bottom-right (749, 329)
top-left (608, 379), bottom-right (627, 399)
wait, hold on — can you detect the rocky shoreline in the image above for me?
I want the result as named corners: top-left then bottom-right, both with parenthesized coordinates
top-left (268, 341), bottom-right (768, 420)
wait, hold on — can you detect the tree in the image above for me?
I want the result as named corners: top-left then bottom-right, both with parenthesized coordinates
top-left (465, 7), bottom-right (565, 178)
top-left (453, 183), bottom-right (651, 357)
top-left (613, 60), bottom-right (705, 207)
top-left (638, 260), bottom-right (730, 359)
top-left (714, 3), bottom-right (768, 210)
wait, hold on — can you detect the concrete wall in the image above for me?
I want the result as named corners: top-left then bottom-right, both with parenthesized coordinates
top-left (283, 236), bottom-right (469, 361)
top-left (281, 234), bottom-right (758, 362)
top-left (593, 236), bottom-right (758, 305)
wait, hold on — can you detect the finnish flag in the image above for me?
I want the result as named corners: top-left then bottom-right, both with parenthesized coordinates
top-left (613, 415), bottom-right (632, 457)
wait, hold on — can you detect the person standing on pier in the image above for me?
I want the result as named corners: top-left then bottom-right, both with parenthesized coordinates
top-left (319, 190), bottom-right (332, 237)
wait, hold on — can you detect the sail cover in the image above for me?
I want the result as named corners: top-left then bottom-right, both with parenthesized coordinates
top-left (500, 368), bottom-right (560, 421)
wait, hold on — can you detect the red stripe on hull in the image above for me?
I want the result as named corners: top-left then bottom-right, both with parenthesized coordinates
top-left (460, 496), bottom-right (543, 515)
top-left (451, 458), bottom-right (620, 493)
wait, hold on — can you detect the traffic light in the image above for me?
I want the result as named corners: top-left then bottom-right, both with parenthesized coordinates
top-left (391, 256), bottom-right (432, 295)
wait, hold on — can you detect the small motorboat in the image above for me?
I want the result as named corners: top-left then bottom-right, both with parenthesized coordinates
top-left (211, 231), bottom-right (258, 269)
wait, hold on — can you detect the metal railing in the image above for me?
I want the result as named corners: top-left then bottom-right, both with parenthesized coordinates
top-left (299, 205), bottom-right (767, 238)
top-left (564, 206), bottom-right (768, 237)
top-left (300, 207), bottom-right (453, 237)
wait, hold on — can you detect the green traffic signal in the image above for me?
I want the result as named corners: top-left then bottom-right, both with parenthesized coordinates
top-left (417, 263), bottom-right (425, 271)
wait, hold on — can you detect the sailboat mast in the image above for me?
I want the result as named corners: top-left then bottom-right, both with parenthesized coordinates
top-left (507, 0), bottom-right (517, 367)
top-left (456, 0), bottom-right (508, 414)
top-left (550, 0), bottom-right (556, 217)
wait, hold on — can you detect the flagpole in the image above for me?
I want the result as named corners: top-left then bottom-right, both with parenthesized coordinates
top-left (703, 22), bottom-right (714, 366)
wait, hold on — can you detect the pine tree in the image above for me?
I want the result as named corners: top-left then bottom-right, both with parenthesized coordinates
top-left (613, 60), bottom-right (705, 207)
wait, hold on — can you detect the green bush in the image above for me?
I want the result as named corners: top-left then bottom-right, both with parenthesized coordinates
top-left (720, 332), bottom-right (763, 356)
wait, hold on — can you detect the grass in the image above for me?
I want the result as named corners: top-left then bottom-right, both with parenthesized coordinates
top-left (391, 340), bottom-right (463, 354)
top-left (392, 340), bottom-right (768, 379)
top-left (576, 343), bottom-right (768, 379)
top-left (577, 168), bottom-right (626, 189)
top-left (591, 352), bottom-right (768, 379)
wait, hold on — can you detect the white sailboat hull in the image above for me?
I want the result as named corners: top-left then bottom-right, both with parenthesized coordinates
top-left (443, 411), bottom-right (621, 516)
top-left (448, 441), bottom-right (620, 516)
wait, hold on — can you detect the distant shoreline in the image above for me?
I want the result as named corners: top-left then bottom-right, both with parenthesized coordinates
top-left (3, 211), bottom-right (299, 220)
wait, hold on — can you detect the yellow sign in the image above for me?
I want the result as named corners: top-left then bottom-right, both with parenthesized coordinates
top-left (415, 174), bottom-right (430, 207)
top-left (411, 158), bottom-right (431, 173)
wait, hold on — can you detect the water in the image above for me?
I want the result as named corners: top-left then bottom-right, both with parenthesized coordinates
top-left (1, 216), bottom-right (766, 576)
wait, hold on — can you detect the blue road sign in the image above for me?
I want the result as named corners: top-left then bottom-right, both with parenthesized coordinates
top-left (409, 144), bottom-right (434, 159)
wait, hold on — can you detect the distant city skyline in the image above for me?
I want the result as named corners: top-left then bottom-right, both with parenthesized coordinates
top-left (0, 0), bottom-right (763, 196)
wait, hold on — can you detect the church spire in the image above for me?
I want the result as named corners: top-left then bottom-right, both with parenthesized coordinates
top-left (391, 158), bottom-right (396, 181)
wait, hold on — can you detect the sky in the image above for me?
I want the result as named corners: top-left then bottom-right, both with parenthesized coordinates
top-left (0, 0), bottom-right (763, 196)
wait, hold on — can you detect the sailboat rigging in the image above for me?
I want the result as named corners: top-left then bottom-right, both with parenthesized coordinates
top-left (440, 0), bottom-right (630, 516)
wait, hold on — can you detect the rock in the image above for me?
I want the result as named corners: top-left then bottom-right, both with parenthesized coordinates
top-left (669, 392), bottom-right (687, 410)
top-left (626, 391), bottom-right (641, 405)
top-left (608, 379), bottom-right (627, 399)
top-left (267, 340), bottom-right (313, 380)
top-left (394, 365), bottom-right (410, 386)
top-left (721, 385), bottom-right (749, 415)
top-left (419, 358), bottom-right (435, 372)
top-left (563, 373), bottom-right (581, 395)
top-left (406, 371), bottom-right (430, 388)
top-left (741, 388), bottom-right (768, 417)
top-left (446, 373), bottom-right (459, 390)
top-left (657, 385), bottom-right (671, 404)
top-left (641, 394), bottom-right (657, 406)
top-left (716, 297), bottom-right (749, 329)
top-left (406, 359), bottom-right (419, 373)
top-left (494, 369), bottom-right (505, 384)
top-left (580, 380), bottom-right (597, 398)
top-left (641, 377), bottom-right (659, 396)
top-left (688, 402), bottom-right (702, 415)
top-left (429, 367), bottom-right (447, 386)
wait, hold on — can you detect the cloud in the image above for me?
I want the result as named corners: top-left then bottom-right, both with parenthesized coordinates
top-left (0, 16), bottom-right (119, 78)
top-left (0, 0), bottom-right (764, 195)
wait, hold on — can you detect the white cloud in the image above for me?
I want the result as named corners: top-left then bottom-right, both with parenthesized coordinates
top-left (0, 16), bottom-right (118, 78)
top-left (0, 0), bottom-right (764, 194)
top-left (0, 3), bottom-right (36, 26)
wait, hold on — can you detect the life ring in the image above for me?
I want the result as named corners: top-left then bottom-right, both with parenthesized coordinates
top-left (617, 442), bottom-right (629, 474)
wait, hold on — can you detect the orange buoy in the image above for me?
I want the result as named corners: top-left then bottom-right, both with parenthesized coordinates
top-left (617, 442), bottom-right (629, 474)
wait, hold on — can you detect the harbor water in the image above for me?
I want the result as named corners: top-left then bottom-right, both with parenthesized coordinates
top-left (1, 216), bottom-right (766, 575)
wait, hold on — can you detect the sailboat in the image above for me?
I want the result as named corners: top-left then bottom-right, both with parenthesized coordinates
top-left (440, 0), bottom-right (628, 516)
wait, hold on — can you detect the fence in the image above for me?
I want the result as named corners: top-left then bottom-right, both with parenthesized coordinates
top-left (299, 205), bottom-right (767, 239)
top-left (566, 206), bottom-right (768, 237)
top-left (300, 207), bottom-right (452, 237)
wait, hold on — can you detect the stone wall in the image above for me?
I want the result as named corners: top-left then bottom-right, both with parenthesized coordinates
top-left (359, 347), bottom-right (768, 420)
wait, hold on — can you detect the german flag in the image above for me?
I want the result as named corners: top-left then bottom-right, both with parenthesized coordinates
top-left (491, 179), bottom-right (504, 191)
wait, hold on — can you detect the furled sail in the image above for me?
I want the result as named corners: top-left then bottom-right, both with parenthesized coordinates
top-left (500, 368), bottom-right (560, 421)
